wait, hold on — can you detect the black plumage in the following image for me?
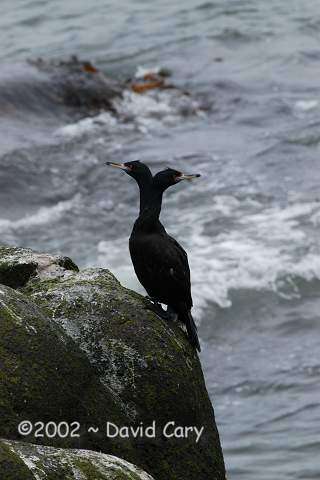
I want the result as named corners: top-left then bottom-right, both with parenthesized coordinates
top-left (106, 160), bottom-right (201, 352)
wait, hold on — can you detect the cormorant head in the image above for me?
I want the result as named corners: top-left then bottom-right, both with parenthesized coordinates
top-left (153, 168), bottom-right (200, 191)
top-left (106, 160), bottom-right (153, 184)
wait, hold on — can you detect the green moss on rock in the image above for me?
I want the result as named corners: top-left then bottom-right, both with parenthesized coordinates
top-left (24, 267), bottom-right (226, 480)
top-left (0, 284), bottom-right (136, 461)
top-left (0, 246), bottom-right (226, 480)
top-left (0, 440), bottom-right (34, 480)
top-left (1, 440), bottom-right (155, 480)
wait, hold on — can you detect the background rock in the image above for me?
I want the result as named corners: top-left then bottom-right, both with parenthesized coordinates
top-left (0, 58), bottom-right (123, 119)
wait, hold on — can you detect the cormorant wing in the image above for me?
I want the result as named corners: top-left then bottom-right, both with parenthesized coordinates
top-left (166, 234), bottom-right (193, 305)
top-left (129, 222), bottom-right (193, 308)
top-left (167, 234), bottom-right (189, 263)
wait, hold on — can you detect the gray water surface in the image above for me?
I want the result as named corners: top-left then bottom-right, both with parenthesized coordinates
top-left (0, 1), bottom-right (320, 478)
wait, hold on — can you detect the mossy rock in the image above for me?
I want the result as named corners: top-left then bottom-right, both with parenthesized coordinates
top-left (0, 283), bottom-right (139, 462)
top-left (0, 439), bottom-right (155, 479)
top-left (0, 246), bottom-right (78, 288)
top-left (0, 246), bottom-right (226, 480)
top-left (0, 440), bottom-right (34, 480)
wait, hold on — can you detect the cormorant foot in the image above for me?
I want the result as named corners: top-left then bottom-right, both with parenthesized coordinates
top-left (145, 298), bottom-right (176, 321)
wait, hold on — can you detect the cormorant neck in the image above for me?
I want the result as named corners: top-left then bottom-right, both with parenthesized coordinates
top-left (130, 174), bottom-right (153, 215)
top-left (139, 182), bottom-right (155, 215)
top-left (136, 186), bottom-right (164, 232)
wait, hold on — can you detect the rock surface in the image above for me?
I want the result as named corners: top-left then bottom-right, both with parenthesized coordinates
top-left (0, 439), bottom-right (155, 480)
top-left (0, 246), bottom-right (78, 288)
top-left (0, 57), bottom-right (179, 120)
top-left (0, 245), bottom-right (226, 480)
top-left (1, 57), bottom-right (123, 117)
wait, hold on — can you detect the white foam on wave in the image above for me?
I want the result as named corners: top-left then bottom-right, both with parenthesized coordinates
top-left (294, 99), bottom-right (319, 112)
top-left (57, 112), bottom-right (118, 137)
top-left (184, 197), bottom-right (320, 311)
top-left (135, 65), bottom-right (162, 79)
top-left (0, 195), bottom-right (80, 233)
top-left (56, 80), bottom-right (204, 138)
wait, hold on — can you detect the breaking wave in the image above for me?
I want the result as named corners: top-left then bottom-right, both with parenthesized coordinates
top-left (97, 194), bottom-right (320, 316)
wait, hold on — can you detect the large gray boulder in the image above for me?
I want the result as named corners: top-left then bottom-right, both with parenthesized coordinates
top-left (0, 245), bottom-right (226, 480)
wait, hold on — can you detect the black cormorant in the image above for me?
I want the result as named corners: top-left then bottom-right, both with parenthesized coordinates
top-left (106, 160), bottom-right (201, 352)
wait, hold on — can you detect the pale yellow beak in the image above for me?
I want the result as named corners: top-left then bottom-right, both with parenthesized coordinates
top-left (178, 173), bottom-right (201, 181)
top-left (106, 162), bottom-right (131, 171)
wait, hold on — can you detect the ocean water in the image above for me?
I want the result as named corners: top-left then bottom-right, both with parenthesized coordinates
top-left (1, 1), bottom-right (320, 478)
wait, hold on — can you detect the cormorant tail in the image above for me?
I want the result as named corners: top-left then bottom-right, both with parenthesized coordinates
top-left (178, 306), bottom-right (201, 352)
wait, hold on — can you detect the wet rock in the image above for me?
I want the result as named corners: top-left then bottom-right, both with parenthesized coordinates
top-left (0, 245), bottom-right (226, 480)
top-left (0, 58), bottom-right (205, 124)
top-left (29, 56), bottom-right (123, 114)
top-left (0, 58), bottom-right (122, 119)
top-left (30, 57), bottom-right (181, 112)
top-left (0, 439), bottom-right (155, 480)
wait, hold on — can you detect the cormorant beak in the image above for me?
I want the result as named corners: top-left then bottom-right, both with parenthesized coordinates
top-left (106, 162), bottom-right (131, 171)
top-left (177, 173), bottom-right (201, 182)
